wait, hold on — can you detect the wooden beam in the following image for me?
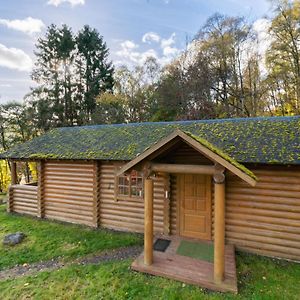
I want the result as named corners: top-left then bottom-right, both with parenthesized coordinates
top-left (214, 174), bottom-right (226, 283)
top-left (37, 161), bottom-right (45, 218)
top-left (151, 163), bottom-right (216, 175)
top-left (144, 178), bottom-right (154, 266)
top-left (10, 161), bottom-right (17, 185)
top-left (116, 132), bottom-right (181, 177)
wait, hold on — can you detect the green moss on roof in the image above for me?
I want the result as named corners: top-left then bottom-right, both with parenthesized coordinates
top-left (184, 131), bottom-right (257, 180)
top-left (0, 116), bottom-right (299, 165)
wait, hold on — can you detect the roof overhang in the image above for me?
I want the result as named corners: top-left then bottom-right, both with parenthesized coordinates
top-left (117, 129), bottom-right (257, 186)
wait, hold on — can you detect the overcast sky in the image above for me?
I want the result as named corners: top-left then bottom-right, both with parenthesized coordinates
top-left (0, 0), bottom-right (272, 104)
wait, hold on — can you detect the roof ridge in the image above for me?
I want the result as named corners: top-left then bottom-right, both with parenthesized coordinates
top-left (58, 115), bottom-right (300, 130)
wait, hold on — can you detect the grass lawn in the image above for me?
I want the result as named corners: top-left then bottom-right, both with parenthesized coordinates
top-left (0, 204), bottom-right (299, 299)
top-left (0, 253), bottom-right (299, 300)
top-left (0, 204), bottom-right (142, 270)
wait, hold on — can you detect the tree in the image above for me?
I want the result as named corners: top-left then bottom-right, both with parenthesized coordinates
top-left (113, 57), bottom-right (161, 122)
top-left (76, 25), bottom-right (114, 123)
top-left (265, 0), bottom-right (300, 115)
top-left (196, 14), bottom-right (255, 117)
top-left (30, 24), bottom-right (114, 127)
top-left (92, 92), bottom-right (127, 124)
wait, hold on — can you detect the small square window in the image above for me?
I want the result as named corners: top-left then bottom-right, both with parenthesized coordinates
top-left (116, 170), bottom-right (143, 199)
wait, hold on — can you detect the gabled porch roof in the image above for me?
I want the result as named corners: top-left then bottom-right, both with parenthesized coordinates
top-left (117, 129), bottom-right (257, 186)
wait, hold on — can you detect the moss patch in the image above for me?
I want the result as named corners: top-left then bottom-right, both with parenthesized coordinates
top-left (1, 116), bottom-right (299, 166)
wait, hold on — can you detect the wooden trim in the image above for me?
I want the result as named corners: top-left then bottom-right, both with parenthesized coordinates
top-left (151, 163), bottom-right (216, 175)
top-left (37, 161), bottom-right (45, 218)
top-left (144, 178), bottom-right (154, 265)
top-left (163, 173), bottom-right (171, 235)
top-left (116, 132), bottom-right (181, 176)
top-left (116, 129), bottom-right (256, 187)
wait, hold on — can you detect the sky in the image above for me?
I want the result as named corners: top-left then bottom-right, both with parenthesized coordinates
top-left (0, 0), bottom-right (272, 104)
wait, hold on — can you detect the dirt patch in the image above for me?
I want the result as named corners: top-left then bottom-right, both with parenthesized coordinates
top-left (0, 245), bottom-right (142, 281)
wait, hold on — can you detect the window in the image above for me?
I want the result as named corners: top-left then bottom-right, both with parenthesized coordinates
top-left (116, 170), bottom-right (143, 199)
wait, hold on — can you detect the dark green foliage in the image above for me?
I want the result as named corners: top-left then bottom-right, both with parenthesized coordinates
top-left (27, 24), bottom-right (114, 129)
top-left (1, 116), bottom-right (299, 166)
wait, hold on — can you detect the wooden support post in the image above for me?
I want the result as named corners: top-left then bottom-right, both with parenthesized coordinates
top-left (93, 161), bottom-right (101, 228)
top-left (37, 161), bottom-right (44, 218)
top-left (144, 178), bottom-right (154, 266)
top-left (214, 173), bottom-right (225, 283)
top-left (7, 186), bottom-right (13, 213)
top-left (10, 161), bottom-right (17, 185)
top-left (7, 161), bottom-right (17, 213)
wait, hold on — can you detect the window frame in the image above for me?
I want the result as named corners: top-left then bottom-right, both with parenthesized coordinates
top-left (115, 169), bottom-right (144, 201)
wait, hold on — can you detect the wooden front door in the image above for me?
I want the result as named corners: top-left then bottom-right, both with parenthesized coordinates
top-left (179, 174), bottom-right (211, 240)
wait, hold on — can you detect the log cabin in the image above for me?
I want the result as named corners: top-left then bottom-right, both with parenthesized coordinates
top-left (1, 116), bottom-right (299, 293)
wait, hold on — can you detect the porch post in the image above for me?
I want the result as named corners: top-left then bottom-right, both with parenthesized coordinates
top-left (144, 178), bottom-right (154, 266)
top-left (10, 161), bottom-right (17, 185)
top-left (8, 161), bottom-right (17, 213)
top-left (213, 173), bottom-right (225, 283)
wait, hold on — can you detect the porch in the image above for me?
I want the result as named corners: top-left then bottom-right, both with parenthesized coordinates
top-left (117, 129), bottom-right (256, 293)
top-left (132, 235), bottom-right (238, 293)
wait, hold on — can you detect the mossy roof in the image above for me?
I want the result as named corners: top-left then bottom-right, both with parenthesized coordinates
top-left (1, 116), bottom-right (299, 165)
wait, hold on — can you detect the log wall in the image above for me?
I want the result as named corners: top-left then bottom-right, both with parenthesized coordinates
top-left (7, 158), bottom-right (300, 261)
top-left (43, 161), bottom-right (95, 226)
top-left (225, 167), bottom-right (300, 261)
top-left (99, 162), bottom-right (165, 233)
top-left (9, 184), bottom-right (38, 216)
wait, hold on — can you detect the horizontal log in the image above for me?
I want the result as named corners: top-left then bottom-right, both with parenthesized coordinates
top-left (13, 205), bottom-right (37, 213)
top-left (227, 201), bottom-right (300, 213)
top-left (226, 219), bottom-right (300, 234)
top-left (45, 210), bottom-right (93, 222)
top-left (234, 245), bottom-right (300, 262)
top-left (226, 212), bottom-right (300, 227)
top-left (44, 192), bottom-right (93, 203)
top-left (227, 237), bottom-right (300, 257)
top-left (44, 201), bottom-right (93, 212)
top-left (227, 206), bottom-right (300, 220)
top-left (151, 163), bottom-right (216, 175)
top-left (226, 193), bottom-right (300, 206)
top-left (13, 197), bottom-right (37, 204)
top-left (226, 225), bottom-right (300, 242)
top-left (45, 206), bottom-right (93, 217)
top-left (226, 187), bottom-right (300, 199)
top-left (229, 182), bottom-right (300, 192)
top-left (44, 187), bottom-right (93, 197)
top-left (13, 209), bottom-right (36, 216)
top-left (45, 214), bottom-right (94, 227)
top-left (13, 201), bottom-right (37, 208)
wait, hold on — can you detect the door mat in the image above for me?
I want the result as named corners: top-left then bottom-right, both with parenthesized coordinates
top-left (176, 240), bottom-right (214, 262)
top-left (153, 238), bottom-right (171, 252)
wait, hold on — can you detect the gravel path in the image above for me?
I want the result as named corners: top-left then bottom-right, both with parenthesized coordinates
top-left (0, 245), bottom-right (142, 281)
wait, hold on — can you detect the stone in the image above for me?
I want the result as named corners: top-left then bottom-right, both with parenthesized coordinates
top-left (3, 232), bottom-right (26, 246)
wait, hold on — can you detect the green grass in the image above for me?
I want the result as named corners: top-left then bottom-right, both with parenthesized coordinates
top-left (0, 252), bottom-right (299, 300)
top-left (0, 204), bottom-right (142, 270)
top-left (0, 203), bottom-right (299, 299)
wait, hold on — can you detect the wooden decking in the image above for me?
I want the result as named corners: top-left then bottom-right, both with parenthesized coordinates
top-left (131, 236), bottom-right (238, 293)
